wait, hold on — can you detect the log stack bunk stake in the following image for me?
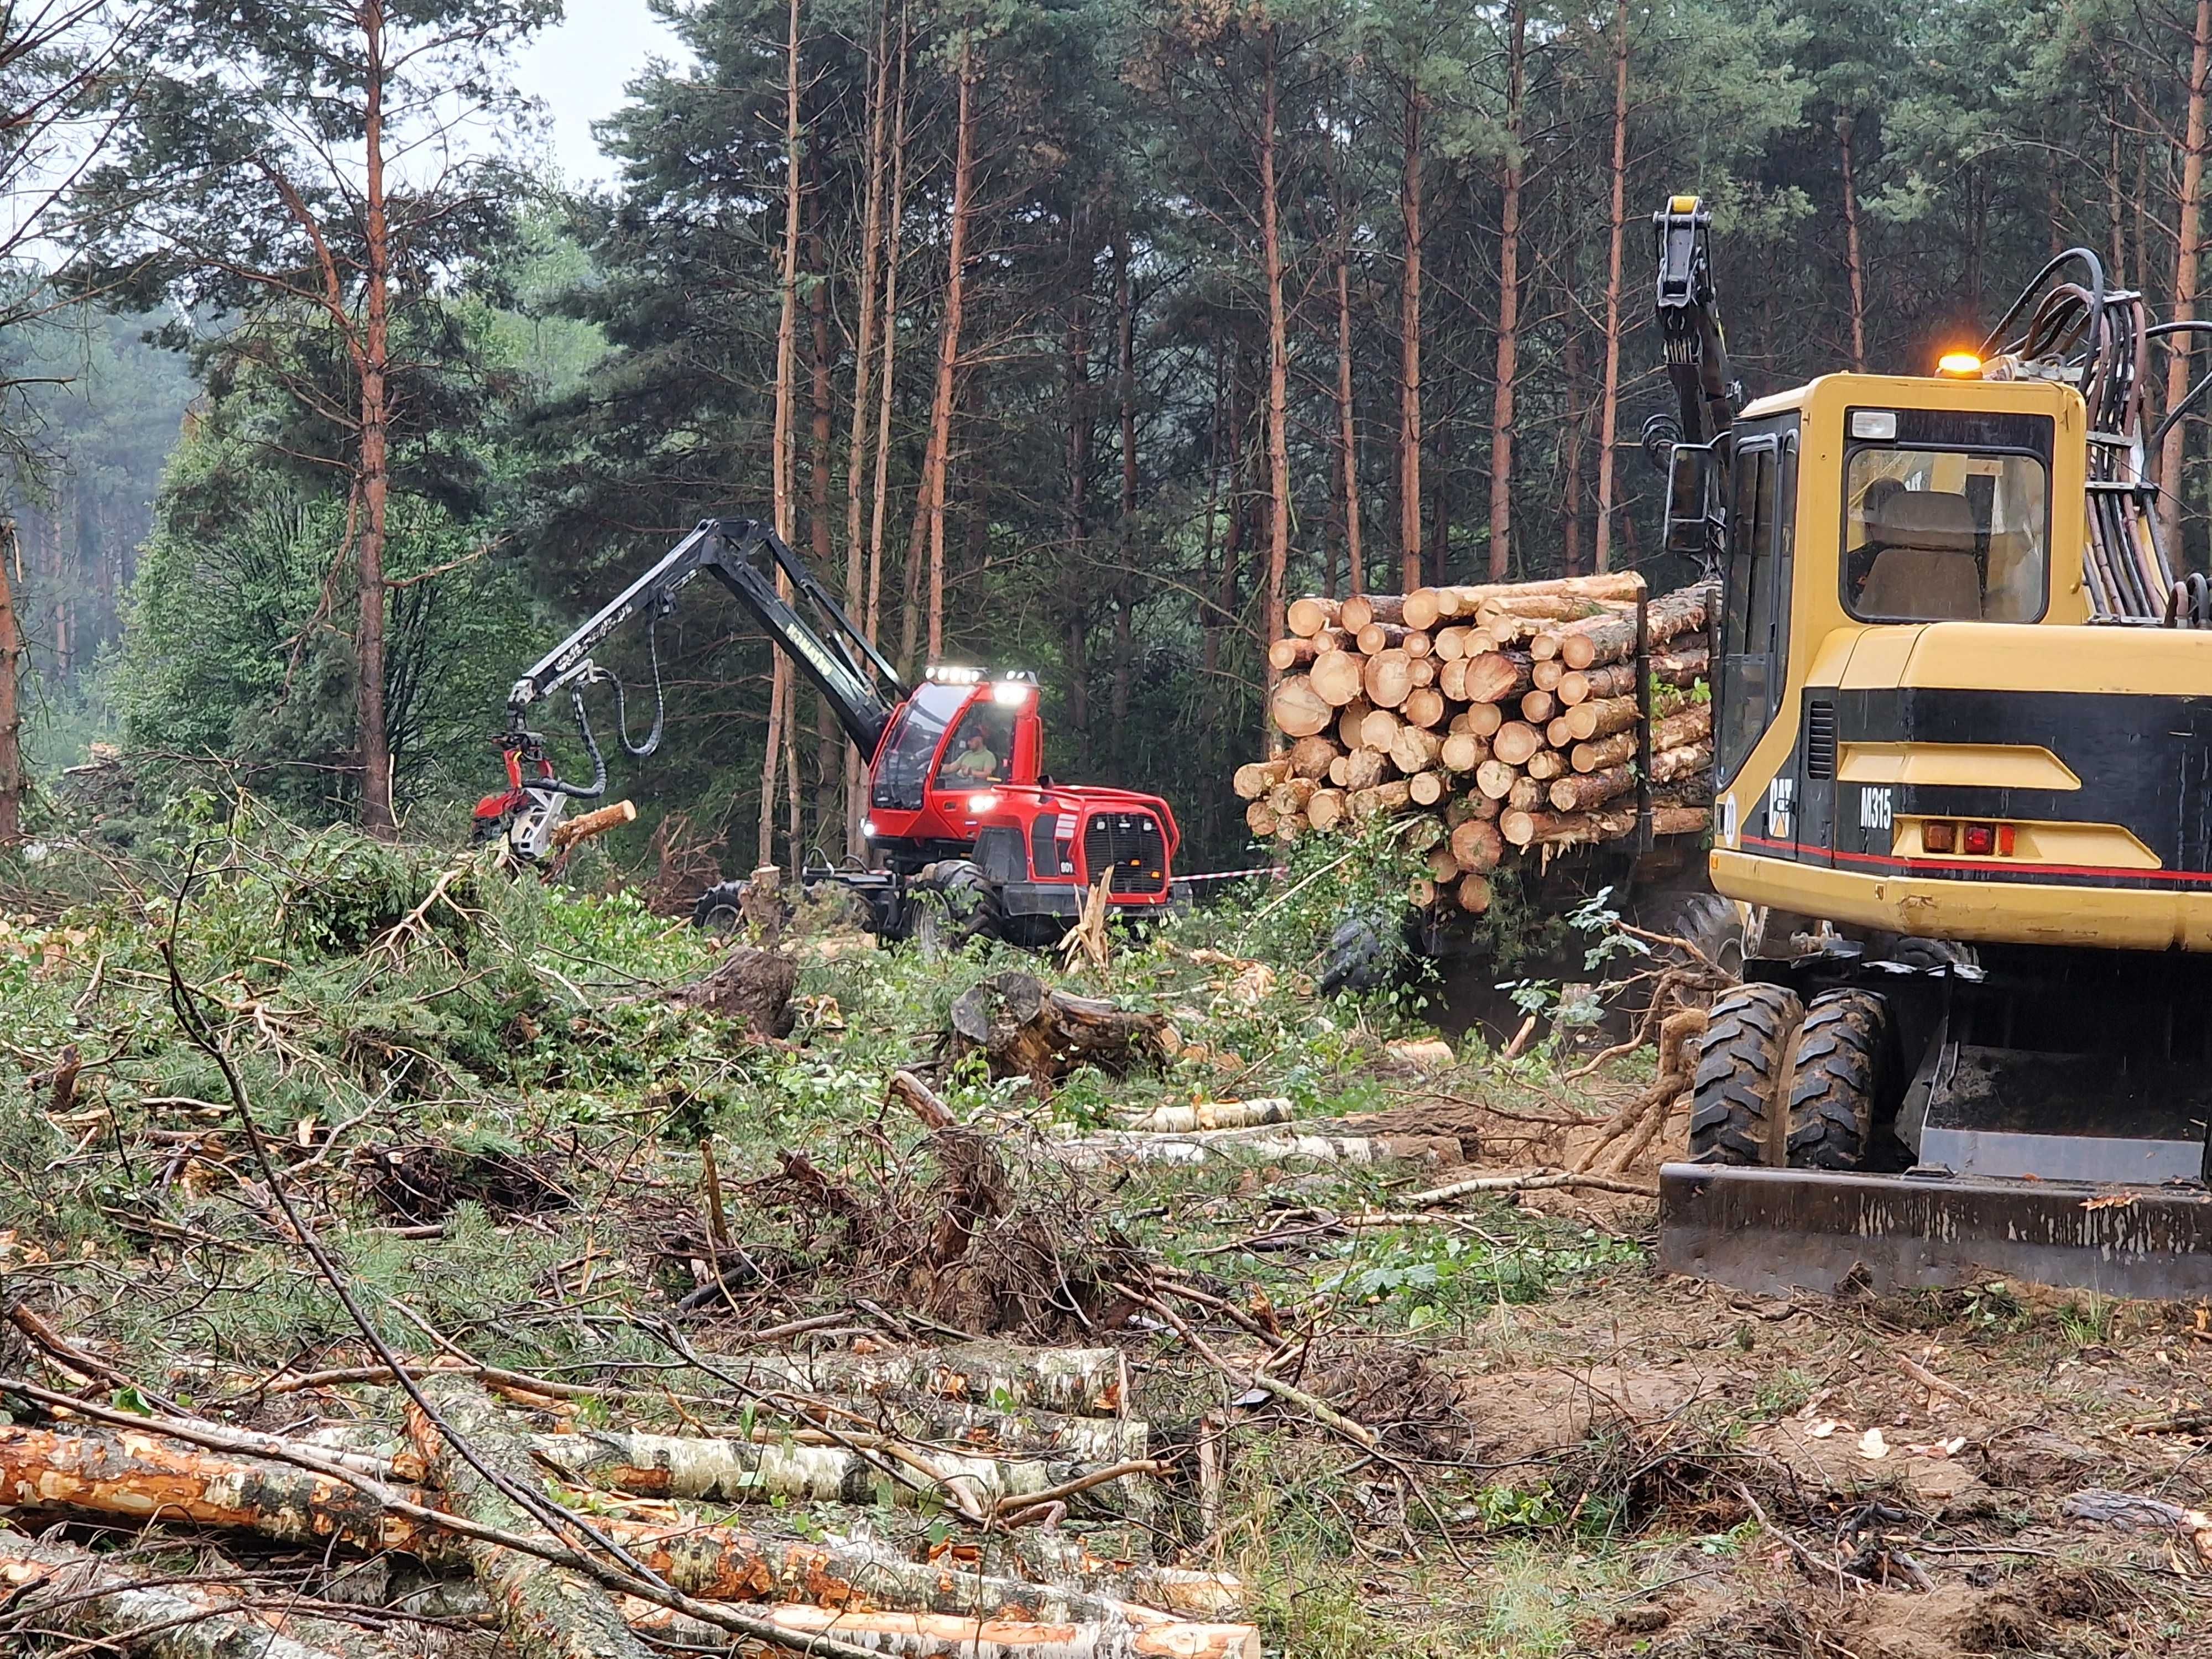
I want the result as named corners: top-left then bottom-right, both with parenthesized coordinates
top-left (1249, 576), bottom-right (1715, 916)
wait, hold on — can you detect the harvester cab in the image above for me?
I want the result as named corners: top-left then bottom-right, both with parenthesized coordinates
top-left (474, 517), bottom-right (1179, 948)
top-left (1646, 197), bottom-right (2212, 1298)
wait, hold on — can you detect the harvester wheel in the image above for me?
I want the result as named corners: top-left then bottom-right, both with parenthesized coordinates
top-left (1687, 983), bottom-right (1804, 1166)
top-left (1783, 989), bottom-right (1889, 1170)
top-left (914, 861), bottom-right (1003, 956)
top-left (693, 881), bottom-right (747, 933)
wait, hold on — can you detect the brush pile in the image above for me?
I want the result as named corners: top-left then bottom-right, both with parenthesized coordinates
top-left (1247, 575), bottom-right (1717, 916)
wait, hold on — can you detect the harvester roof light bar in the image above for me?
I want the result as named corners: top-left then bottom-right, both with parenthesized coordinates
top-left (926, 664), bottom-right (984, 684)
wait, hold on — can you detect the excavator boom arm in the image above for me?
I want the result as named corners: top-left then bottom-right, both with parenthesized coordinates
top-left (1652, 195), bottom-right (1740, 450)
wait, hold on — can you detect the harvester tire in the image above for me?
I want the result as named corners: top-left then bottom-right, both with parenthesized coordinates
top-left (1783, 989), bottom-right (1888, 1171)
top-left (915, 861), bottom-right (1003, 956)
top-left (1687, 983), bottom-right (1804, 1166)
top-left (693, 881), bottom-right (747, 933)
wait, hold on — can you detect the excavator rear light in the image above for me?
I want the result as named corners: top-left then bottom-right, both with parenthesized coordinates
top-left (1937, 351), bottom-right (1984, 378)
top-left (1922, 821), bottom-right (1955, 853)
top-left (1999, 823), bottom-right (2016, 855)
top-left (1962, 822), bottom-right (1997, 855)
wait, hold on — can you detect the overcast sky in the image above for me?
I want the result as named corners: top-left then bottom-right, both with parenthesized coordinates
top-left (512, 0), bottom-right (693, 185)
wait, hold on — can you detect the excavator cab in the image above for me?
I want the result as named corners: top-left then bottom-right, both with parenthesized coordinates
top-left (1647, 203), bottom-right (2212, 1298)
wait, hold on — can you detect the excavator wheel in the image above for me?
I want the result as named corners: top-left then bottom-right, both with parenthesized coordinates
top-left (693, 880), bottom-right (747, 933)
top-left (914, 861), bottom-right (1003, 956)
top-left (1687, 983), bottom-right (1805, 1166)
top-left (1639, 889), bottom-right (1745, 980)
top-left (1783, 989), bottom-right (1891, 1171)
top-left (1876, 936), bottom-right (1978, 972)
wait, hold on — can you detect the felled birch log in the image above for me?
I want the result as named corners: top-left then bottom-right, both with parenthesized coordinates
top-left (528, 1425), bottom-right (1149, 1515)
top-left (0, 1423), bottom-right (432, 1556)
top-left (408, 1381), bottom-right (659, 1659)
top-left (0, 1531), bottom-right (389, 1659)
top-left (1115, 1098), bottom-right (1295, 1132)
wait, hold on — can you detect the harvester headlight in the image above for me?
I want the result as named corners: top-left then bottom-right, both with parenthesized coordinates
top-left (967, 792), bottom-right (999, 814)
top-left (990, 681), bottom-right (1034, 707)
top-left (861, 817), bottom-right (878, 839)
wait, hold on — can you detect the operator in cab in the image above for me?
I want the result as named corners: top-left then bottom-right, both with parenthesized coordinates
top-left (945, 726), bottom-right (999, 780)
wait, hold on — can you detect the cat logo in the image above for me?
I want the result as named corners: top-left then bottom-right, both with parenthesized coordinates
top-left (1767, 777), bottom-right (1795, 841)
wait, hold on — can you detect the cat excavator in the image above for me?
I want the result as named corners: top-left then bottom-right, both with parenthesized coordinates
top-left (473, 517), bottom-right (1180, 947)
top-left (1646, 195), bottom-right (2212, 1299)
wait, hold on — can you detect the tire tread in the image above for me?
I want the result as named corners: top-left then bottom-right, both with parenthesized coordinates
top-left (1686, 983), bottom-right (1805, 1166)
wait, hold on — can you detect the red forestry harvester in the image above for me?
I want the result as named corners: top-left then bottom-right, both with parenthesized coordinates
top-left (472, 517), bottom-right (1181, 946)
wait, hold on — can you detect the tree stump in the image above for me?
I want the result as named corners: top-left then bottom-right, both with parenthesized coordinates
top-left (662, 947), bottom-right (798, 1040)
top-left (948, 972), bottom-right (1172, 1091)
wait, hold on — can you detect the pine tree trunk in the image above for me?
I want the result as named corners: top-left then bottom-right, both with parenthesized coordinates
top-left (1562, 288), bottom-right (1584, 576)
top-left (844, 0), bottom-right (893, 855)
top-left (2164, 0), bottom-right (2212, 559)
top-left (356, 1), bottom-right (396, 837)
top-left (0, 523), bottom-right (20, 843)
top-left (1259, 30), bottom-right (1291, 690)
top-left (1113, 218), bottom-right (1136, 737)
top-left (1398, 81), bottom-right (1423, 593)
top-left (1200, 347), bottom-right (1227, 680)
top-left (1066, 279), bottom-right (1092, 768)
top-left (809, 186), bottom-right (838, 848)
top-left (1485, 0), bottom-right (1526, 582)
top-left (1838, 113), bottom-right (1867, 372)
top-left (761, 0), bottom-right (804, 867)
top-left (868, 3), bottom-right (910, 679)
top-left (917, 32), bottom-right (978, 667)
top-left (1336, 246), bottom-right (1364, 596)
top-left (1593, 0), bottom-right (1630, 574)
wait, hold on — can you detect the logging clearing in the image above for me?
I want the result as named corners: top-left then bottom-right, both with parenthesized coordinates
top-left (0, 804), bottom-right (2200, 1659)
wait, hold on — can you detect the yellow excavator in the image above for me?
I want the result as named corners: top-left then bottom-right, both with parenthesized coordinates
top-left (1647, 196), bottom-right (2212, 1299)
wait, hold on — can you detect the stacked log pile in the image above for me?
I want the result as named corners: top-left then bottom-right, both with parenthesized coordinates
top-left (0, 1338), bottom-right (1258, 1659)
top-left (1247, 576), bottom-right (1715, 916)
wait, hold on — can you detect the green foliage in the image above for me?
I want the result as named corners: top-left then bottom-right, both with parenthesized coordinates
top-left (1316, 1222), bottom-right (1644, 1324)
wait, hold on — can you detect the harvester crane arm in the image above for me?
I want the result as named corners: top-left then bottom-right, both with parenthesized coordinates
top-left (507, 517), bottom-right (905, 760)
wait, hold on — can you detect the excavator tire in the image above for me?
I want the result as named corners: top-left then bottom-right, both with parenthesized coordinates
top-left (693, 881), bottom-right (747, 933)
top-left (914, 861), bottom-right (1003, 956)
top-left (1877, 936), bottom-right (1978, 972)
top-left (1783, 989), bottom-right (1890, 1171)
top-left (1687, 983), bottom-right (1804, 1166)
top-left (1639, 888), bottom-right (1745, 979)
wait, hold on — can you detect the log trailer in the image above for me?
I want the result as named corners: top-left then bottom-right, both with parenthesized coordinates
top-left (1647, 194), bottom-right (2212, 1299)
top-left (472, 517), bottom-right (1180, 947)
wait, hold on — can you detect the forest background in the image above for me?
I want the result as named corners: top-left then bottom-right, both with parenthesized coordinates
top-left (0, 0), bottom-right (2200, 873)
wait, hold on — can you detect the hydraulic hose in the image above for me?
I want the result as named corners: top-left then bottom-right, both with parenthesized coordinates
top-left (539, 691), bottom-right (608, 800)
top-left (607, 615), bottom-right (667, 759)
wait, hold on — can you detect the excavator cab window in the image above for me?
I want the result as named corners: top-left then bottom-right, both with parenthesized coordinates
top-left (1717, 425), bottom-right (1795, 786)
top-left (1840, 414), bottom-right (2049, 624)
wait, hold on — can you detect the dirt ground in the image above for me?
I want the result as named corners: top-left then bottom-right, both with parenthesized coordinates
top-left (1174, 1071), bottom-right (2212, 1658)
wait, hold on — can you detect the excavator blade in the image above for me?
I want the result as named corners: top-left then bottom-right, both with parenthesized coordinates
top-left (1657, 1164), bottom-right (2212, 1301)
